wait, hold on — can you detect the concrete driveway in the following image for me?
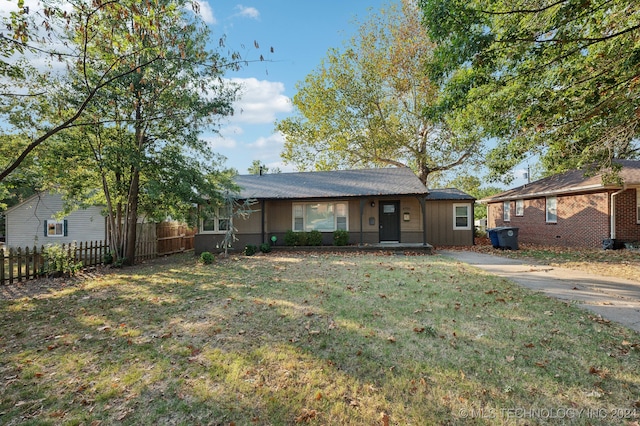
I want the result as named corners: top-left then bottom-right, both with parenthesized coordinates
top-left (438, 250), bottom-right (640, 334)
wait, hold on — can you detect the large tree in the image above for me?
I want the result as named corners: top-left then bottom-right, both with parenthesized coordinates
top-left (275, 0), bottom-right (480, 185)
top-left (1, 0), bottom-right (260, 263)
top-left (420, 0), bottom-right (640, 182)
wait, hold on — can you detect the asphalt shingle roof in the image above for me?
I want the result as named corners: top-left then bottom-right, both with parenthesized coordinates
top-left (481, 159), bottom-right (640, 202)
top-left (233, 168), bottom-right (428, 200)
top-left (426, 188), bottom-right (475, 201)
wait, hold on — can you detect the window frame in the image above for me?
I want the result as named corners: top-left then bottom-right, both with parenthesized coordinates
top-left (292, 201), bottom-right (349, 232)
top-left (503, 201), bottom-right (511, 222)
top-left (200, 206), bottom-right (232, 234)
top-left (44, 219), bottom-right (67, 238)
top-left (546, 196), bottom-right (558, 223)
top-left (515, 199), bottom-right (524, 216)
top-left (453, 203), bottom-right (471, 230)
top-left (636, 189), bottom-right (640, 224)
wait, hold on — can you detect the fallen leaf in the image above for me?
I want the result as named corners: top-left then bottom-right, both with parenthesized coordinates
top-left (378, 294), bottom-right (387, 299)
top-left (381, 412), bottom-right (390, 426)
top-left (524, 343), bottom-right (535, 348)
top-left (413, 327), bottom-right (425, 333)
top-left (506, 355), bottom-right (515, 362)
top-left (295, 409), bottom-right (317, 423)
top-left (387, 336), bottom-right (396, 343)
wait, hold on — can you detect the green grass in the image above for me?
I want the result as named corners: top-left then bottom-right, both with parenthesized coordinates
top-left (0, 252), bottom-right (639, 425)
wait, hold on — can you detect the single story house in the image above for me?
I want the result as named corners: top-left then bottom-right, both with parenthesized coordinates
top-left (480, 159), bottom-right (640, 248)
top-left (194, 167), bottom-right (475, 253)
top-left (4, 191), bottom-right (106, 249)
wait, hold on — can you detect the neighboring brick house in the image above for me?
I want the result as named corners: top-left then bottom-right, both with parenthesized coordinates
top-left (480, 160), bottom-right (640, 248)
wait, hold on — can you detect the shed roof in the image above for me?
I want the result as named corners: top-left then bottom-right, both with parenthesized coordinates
top-left (233, 167), bottom-right (428, 200)
top-left (426, 188), bottom-right (475, 201)
top-left (480, 159), bottom-right (640, 203)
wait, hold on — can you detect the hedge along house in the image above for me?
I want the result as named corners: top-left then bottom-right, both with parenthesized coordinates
top-left (194, 167), bottom-right (476, 253)
top-left (480, 160), bottom-right (640, 248)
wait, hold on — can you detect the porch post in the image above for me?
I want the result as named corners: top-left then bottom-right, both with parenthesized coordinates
top-left (418, 196), bottom-right (427, 246)
top-left (359, 198), bottom-right (365, 246)
top-left (261, 199), bottom-right (266, 244)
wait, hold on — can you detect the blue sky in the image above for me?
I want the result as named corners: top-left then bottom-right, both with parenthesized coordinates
top-left (200, 1), bottom-right (388, 174)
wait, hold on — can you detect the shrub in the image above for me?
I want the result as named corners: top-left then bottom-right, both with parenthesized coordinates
top-left (103, 251), bottom-right (114, 265)
top-left (307, 230), bottom-right (322, 246)
top-left (200, 251), bottom-right (215, 264)
top-left (41, 244), bottom-right (83, 277)
top-left (284, 230), bottom-right (298, 246)
top-left (244, 244), bottom-right (258, 256)
top-left (297, 232), bottom-right (309, 246)
top-left (260, 243), bottom-right (272, 253)
top-left (333, 229), bottom-right (349, 246)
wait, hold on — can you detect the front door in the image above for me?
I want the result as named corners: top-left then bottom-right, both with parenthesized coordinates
top-left (379, 201), bottom-right (400, 242)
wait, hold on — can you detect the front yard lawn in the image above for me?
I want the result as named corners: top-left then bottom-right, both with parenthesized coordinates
top-left (1, 252), bottom-right (639, 425)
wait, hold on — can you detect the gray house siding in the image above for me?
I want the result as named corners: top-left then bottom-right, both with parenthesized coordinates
top-left (5, 192), bottom-right (106, 249)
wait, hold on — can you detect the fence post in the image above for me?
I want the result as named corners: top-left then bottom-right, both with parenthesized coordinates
top-left (8, 247), bottom-right (15, 285)
top-left (0, 248), bottom-right (5, 286)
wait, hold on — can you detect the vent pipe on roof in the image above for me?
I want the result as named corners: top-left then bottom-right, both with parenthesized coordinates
top-left (259, 166), bottom-right (263, 176)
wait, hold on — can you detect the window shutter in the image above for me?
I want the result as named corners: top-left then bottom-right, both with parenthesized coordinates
top-left (44, 220), bottom-right (48, 236)
top-left (63, 220), bottom-right (68, 236)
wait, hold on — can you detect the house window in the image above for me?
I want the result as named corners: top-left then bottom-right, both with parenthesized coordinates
top-left (546, 196), bottom-right (557, 223)
top-left (503, 201), bottom-right (511, 222)
top-left (453, 204), bottom-right (471, 230)
top-left (292, 202), bottom-right (348, 232)
top-left (44, 219), bottom-right (67, 237)
top-left (200, 207), bottom-right (231, 233)
top-left (515, 199), bottom-right (524, 216)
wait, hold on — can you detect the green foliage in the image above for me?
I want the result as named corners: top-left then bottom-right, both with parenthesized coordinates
top-left (200, 251), bottom-right (215, 264)
top-left (275, 0), bottom-right (480, 185)
top-left (284, 230), bottom-right (298, 246)
top-left (307, 230), bottom-right (322, 246)
top-left (420, 0), bottom-right (640, 182)
top-left (41, 244), bottom-right (83, 277)
top-left (244, 245), bottom-right (257, 256)
top-left (333, 230), bottom-right (349, 246)
top-left (103, 251), bottom-right (114, 265)
top-left (259, 243), bottom-right (272, 253)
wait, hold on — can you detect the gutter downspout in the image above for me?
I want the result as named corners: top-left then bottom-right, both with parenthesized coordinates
top-left (610, 187), bottom-right (627, 240)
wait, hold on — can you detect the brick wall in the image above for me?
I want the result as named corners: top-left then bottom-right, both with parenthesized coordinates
top-left (487, 191), bottom-right (615, 248)
top-left (615, 189), bottom-right (640, 243)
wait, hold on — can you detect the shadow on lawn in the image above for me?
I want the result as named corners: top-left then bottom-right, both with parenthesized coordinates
top-left (1, 253), bottom-right (639, 425)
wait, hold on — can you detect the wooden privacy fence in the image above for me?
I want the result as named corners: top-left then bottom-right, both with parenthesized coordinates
top-left (136, 222), bottom-right (196, 262)
top-left (1, 222), bottom-right (196, 285)
top-left (1, 240), bottom-right (109, 286)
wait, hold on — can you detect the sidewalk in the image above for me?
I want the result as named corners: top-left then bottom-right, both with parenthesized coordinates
top-left (438, 250), bottom-right (640, 334)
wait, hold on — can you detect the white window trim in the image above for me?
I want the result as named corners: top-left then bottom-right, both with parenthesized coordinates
top-left (453, 203), bottom-right (471, 230)
top-left (292, 201), bottom-right (349, 232)
top-left (546, 196), bottom-right (558, 223)
top-left (636, 189), bottom-right (640, 224)
top-left (503, 201), bottom-right (511, 222)
top-left (200, 207), bottom-right (231, 234)
top-left (45, 219), bottom-right (67, 237)
top-left (515, 199), bottom-right (524, 216)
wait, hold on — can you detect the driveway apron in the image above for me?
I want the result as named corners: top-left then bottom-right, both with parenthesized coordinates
top-left (438, 250), bottom-right (640, 334)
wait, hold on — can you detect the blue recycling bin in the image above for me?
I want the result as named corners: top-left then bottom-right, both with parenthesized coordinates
top-left (487, 228), bottom-right (502, 248)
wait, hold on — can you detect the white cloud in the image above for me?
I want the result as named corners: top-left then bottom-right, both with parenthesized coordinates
top-left (228, 78), bottom-right (292, 124)
top-left (234, 5), bottom-right (260, 19)
top-left (195, 1), bottom-right (216, 24)
top-left (248, 131), bottom-right (285, 150)
top-left (203, 133), bottom-right (237, 150)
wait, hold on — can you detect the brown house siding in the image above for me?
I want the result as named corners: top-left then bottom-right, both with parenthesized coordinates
top-left (195, 197), bottom-right (427, 253)
top-left (488, 192), bottom-right (612, 248)
top-left (425, 200), bottom-right (474, 246)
